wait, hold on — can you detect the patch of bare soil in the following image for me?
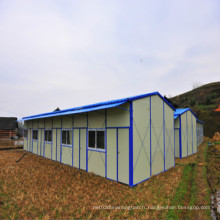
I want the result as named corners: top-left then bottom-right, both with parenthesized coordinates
top-left (206, 143), bottom-right (220, 219)
top-left (214, 145), bottom-right (220, 151)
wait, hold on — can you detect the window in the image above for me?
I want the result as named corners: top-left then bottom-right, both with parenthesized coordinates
top-left (62, 130), bottom-right (72, 145)
top-left (24, 129), bottom-right (28, 139)
top-left (89, 129), bottom-right (105, 150)
top-left (33, 130), bottom-right (38, 141)
top-left (45, 130), bottom-right (52, 142)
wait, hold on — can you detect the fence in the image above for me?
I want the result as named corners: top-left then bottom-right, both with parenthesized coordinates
top-left (0, 130), bottom-right (17, 140)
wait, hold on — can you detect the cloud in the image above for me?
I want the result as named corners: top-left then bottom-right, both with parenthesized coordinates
top-left (0, 0), bottom-right (219, 118)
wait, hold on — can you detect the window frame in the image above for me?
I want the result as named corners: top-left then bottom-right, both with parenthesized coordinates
top-left (61, 129), bottom-right (72, 146)
top-left (32, 129), bottom-right (38, 141)
top-left (88, 129), bottom-right (105, 152)
top-left (24, 129), bottom-right (28, 139)
top-left (44, 129), bottom-right (52, 143)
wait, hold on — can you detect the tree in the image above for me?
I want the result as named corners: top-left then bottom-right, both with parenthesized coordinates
top-left (192, 81), bottom-right (202, 89)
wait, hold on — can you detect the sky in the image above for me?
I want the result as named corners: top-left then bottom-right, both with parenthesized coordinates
top-left (0, 0), bottom-right (219, 119)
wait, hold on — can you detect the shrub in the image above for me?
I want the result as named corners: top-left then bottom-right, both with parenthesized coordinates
top-left (189, 98), bottom-right (196, 107)
top-left (205, 95), bottom-right (212, 105)
top-left (211, 92), bottom-right (217, 99)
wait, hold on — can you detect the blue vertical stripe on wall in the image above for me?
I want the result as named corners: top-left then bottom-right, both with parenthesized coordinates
top-left (86, 113), bottom-right (88, 172)
top-left (173, 112), bottom-right (175, 166)
top-left (163, 101), bottom-right (165, 171)
top-left (186, 112), bottom-right (188, 156)
top-left (40, 129), bottom-right (42, 156)
top-left (116, 128), bottom-right (119, 182)
top-left (129, 101), bottom-right (133, 187)
top-left (51, 118), bottom-right (53, 159)
top-left (71, 115), bottom-right (74, 166)
top-left (37, 120), bottom-right (39, 154)
top-left (32, 120), bottom-right (33, 152)
top-left (60, 117), bottom-right (62, 163)
top-left (105, 109), bottom-right (107, 178)
top-left (27, 128), bottom-right (29, 152)
top-left (43, 119), bottom-right (45, 157)
top-left (179, 116), bottom-right (182, 158)
top-left (150, 97), bottom-right (152, 176)
top-left (191, 114), bottom-right (193, 154)
top-left (79, 129), bottom-right (81, 169)
top-left (56, 128), bottom-right (57, 161)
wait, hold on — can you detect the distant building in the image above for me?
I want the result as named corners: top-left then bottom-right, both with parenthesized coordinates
top-left (174, 109), bottom-right (198, 158)
top-left (197, 119), bottom-right (204, 146)
top-left (0, 117), bottom-right (17, 139)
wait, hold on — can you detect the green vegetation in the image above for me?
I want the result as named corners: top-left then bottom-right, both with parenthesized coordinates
top-left (197, 104), bottom-right (217, 110)
top-left (211, 92), bottom-right (217, 99)
top-left (205, 95), bottom-right (212, 105)
top-left (203, 143), bottom-right (212, 217)
top-left (171, 81), bottom-right (220, 137)
top-left (189, 98), bottom-right (196, 107)
top-left (167, 163), bottom-right (196, 219)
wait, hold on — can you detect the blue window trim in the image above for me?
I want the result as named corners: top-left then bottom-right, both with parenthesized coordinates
top-left (61, 144), bottom-right (72, 148)
top-left (32, 128), bottom-right (38, 142)
top-left (88, 129), bottom-right (106, 151)
top-left (61, 129), bottom-right (72, 146)
top-left (106, 126), bottom-right (130, 129)
top-left (88, 148), bottom-right (106, 153)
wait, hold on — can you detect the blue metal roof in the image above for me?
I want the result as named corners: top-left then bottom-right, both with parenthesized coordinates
top-left (22, 91), bottom-right (175, 121)
top-left (174, 108), bottom-right (198, 119)
top-left (174, 115), bottom-right (179, 120)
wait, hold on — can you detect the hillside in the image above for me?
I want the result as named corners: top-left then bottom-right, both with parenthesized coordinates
top-left (171, 82), bottom-right (220, 138)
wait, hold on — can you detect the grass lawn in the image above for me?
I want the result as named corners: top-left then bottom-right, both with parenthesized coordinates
top-left (0, 141), bottom-right (214, 219)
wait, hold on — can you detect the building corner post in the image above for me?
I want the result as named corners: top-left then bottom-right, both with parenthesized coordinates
top-left (129, 101), bottom-right (133, 187)
top-left (163, 101), bottom-right (165, 171)
top-left (179, 116), bottom-right (182, 158)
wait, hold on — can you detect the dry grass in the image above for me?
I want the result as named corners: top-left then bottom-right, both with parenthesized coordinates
top-left (0, 149), bottom-right (183, 219)
top-left (0, 140), bottom-right (23, 149)
top-left (175, 153), bottom-right (198, 165)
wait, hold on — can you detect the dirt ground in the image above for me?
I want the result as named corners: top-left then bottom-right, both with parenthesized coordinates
top-left (0, 141), bottom-right (213, 219)
top-left (0, 149), bottom-right (183, 219)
